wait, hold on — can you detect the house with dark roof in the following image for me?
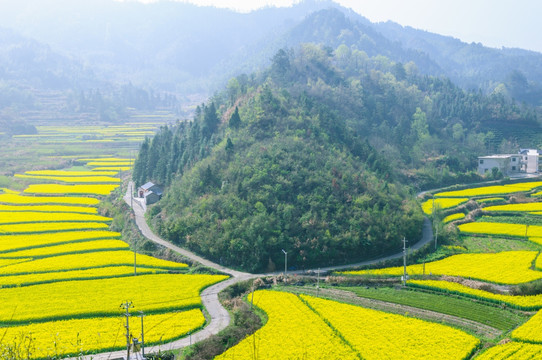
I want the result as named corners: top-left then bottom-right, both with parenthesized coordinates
top-left (137, 182), bottom-right (163, 205)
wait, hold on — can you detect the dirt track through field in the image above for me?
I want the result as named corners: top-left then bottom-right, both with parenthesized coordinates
top-left (281, 286), bottom-right (502, 339)
top-left (82, 181), bottom-right (437, 359)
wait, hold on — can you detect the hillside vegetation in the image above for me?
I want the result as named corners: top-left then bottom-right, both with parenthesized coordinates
top-left (133, 43), bottom-right (539, 272)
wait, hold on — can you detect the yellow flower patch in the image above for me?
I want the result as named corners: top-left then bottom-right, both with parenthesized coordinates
top-left (0, 193), bottom-right (100, 205)
top-left (0, 204), bottom-right (97, 214)
top-left (24, 184), bottom-right (119, 196)
top-left (0, 230), bottom-right (120, 252)
top-left (0, 274), bottom-right (227, 322)
top-left (0, 309), bottom-right (205, 359)
top-left (25, 170), bottom-right (118, 176)
top-left (302, 295), bottom-right (479, 360)
top-left (0, 222), bottom-right (109, 234)
top-left (15, 174), bottom-right (121, 184)
top-left (344, 251), bottom-right (542, 284)
top-left (484, 203), bottom-right (542, 212)
top-left (86, 161), bottom-right (133, 167)
top-left (0, 250), bottom-right (187, 275)
top-left (435, 182), bottom-right (542, 198)
top-left (512, 309), bottom-right (542, 343)
top-left (91, 166), bottom-right (131, 171)
top-left (0, 211), bottom-right (111, 225)
top-left (0, 239), bottom-right (128, 258)
top-left (443, 213), bottom-right (465, 223)
top-left (421, 198), bottom-right (469, 215)
top-left (215, 290), bottom-right (359, 360)
top-left (458, 222), bottom-right (527, 237)
top-left (0, 266), bottom-right (163, 287)
top-left (476, 342), bottom-right (542, 359)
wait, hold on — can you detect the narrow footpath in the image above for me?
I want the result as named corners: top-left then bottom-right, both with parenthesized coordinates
top-left (83, 181), bottom-right (434, 359)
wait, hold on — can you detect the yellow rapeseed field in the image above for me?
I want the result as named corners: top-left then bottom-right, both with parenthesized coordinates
top-left (0, 239), bottom-right (129, 258)
top-left (458, 222), bottom-right (542, 240)
top-left (0, 193), bottom-right (100, 205)
top-left (0, 250), bottom-right (188, 275)
top-left (344, 251), bottom-right (542, 284)
top-left (0, 204), bottom-right (97, 214)
top-left (25, 170), bottom-right (118, 176)
top-left (435, 182), bottom-right (542, 198)
top-left (421, 198), bottom-right (469, 215)
top-left (15, 174), bottom-right (121, 183)
top-left (302, 295), bottom-right (480, 360)
top-left (484, 203), bottom-right (542, 212)
top-left (0, 274), bottom-right (227, 322)
top-left (0, 258), bottom-right (31, 268)
top-left (0, 230), bottom-right (121, 252)
top-left (0, 309), bottom-right (205, 359)
top-left (409, 280), bottom-right (542, 309)
top-left (0, 221), bottom-right (109, 234)
top-left (215, 290), bottom-right (359, 360)
top-left (458, 222), bottom-right (527, 237)
top-left (443, 213), bottom-right (465, 223)
top-left (476, 197), bottom-right (505, 203)
top-left (86, 161), bottom-right (133, 167)
top-left (91, 166), bottom-right (131, 171)
top-left (24, 184), bottom-right (119, 196)
top-left (475, 342), bottom-right (542, 359)
top-left (0, 266), bottom-right (163, 287)
top-left (511, 309), bottom-right (542, 343)
top-left (0, 211), bottom-right (111, 224)
top-left (0, 188), bottom-right (19, 194)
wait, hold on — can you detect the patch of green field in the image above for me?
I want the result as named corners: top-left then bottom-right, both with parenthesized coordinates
top-left (461, 236), bottom-right (541, 253)
top-left (338, 286), bottom-right (528, 331)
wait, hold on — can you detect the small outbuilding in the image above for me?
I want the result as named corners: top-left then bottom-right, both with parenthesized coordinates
top-left (137, 182), bottom-right (163, 205)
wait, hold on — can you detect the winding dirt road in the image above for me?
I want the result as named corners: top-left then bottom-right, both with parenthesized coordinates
top-left (83, 182), bottom-right (434, 359)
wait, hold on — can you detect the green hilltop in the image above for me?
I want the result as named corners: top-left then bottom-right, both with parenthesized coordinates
top-left (133, 44), bottom-right (539, 272)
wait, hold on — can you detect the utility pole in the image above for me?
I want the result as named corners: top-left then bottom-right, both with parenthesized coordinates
top-left (282, 249), bottom-right (287, 277)
top-left (434, 224), bottom-right (439, 250)
top-left (316, 268), bottom-right (320, 298)
top-left (120, 301), bottom-right (133, 360)
top-left (251, 279), bottom-right (255, 309)
top-left (402, 237), bottom-right (408, 286)
top-left (138, 311), bottom-right (145, 359)
top-left (134, 238), bottom-right (137, 276)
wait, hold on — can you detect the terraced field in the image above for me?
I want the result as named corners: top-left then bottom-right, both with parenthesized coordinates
top-left (0, 156), bottom-right (226, 358)
top-left (334, 179), bottom-right (542, 358)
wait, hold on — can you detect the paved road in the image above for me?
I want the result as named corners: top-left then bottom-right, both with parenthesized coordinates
top-left (124, 182), bottom-right (251, 278)
top-left (83, 182), bottom-right (433, 359)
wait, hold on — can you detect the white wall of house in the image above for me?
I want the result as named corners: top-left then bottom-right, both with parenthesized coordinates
top-left (478, 157), bottom-right (509, 175)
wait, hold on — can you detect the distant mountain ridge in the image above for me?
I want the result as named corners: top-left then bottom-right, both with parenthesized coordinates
top-left (0, 0), bottom-right (541, 105)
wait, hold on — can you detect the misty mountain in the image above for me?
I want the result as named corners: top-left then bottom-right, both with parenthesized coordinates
top-left (0, 27), bottom-right (96, 89)
top-left (374, 21), bottom-right (542, 103)
top-left (0, 0), bottom-right (541, 106)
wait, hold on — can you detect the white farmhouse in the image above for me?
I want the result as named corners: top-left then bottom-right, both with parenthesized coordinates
top-left (477, 154), bottom-right (521, 176)
top-left (478, 149), bottom-right (541, 176)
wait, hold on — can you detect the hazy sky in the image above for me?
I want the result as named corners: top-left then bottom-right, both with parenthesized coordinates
top-left (126, 0), bottom-right (542, 53)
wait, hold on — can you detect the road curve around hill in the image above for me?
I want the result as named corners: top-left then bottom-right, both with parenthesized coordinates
top-left (83, 181), bottom-right (434, 359)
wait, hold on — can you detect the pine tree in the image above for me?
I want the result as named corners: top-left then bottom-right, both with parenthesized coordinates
top-left (229, 106), bottom-right (241, 129)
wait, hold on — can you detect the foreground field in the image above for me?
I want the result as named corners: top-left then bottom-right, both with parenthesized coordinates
top-left (216, 290), bottom-right (479, 360)
top-left (0, 151), bottom-right (229, 358)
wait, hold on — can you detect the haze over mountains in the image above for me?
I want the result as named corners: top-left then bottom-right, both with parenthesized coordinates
top-left (1, 0), bottom-right (542, 107)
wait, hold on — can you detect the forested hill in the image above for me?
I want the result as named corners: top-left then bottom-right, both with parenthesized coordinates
top-left (133, 44), bottom-right (539, 272)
